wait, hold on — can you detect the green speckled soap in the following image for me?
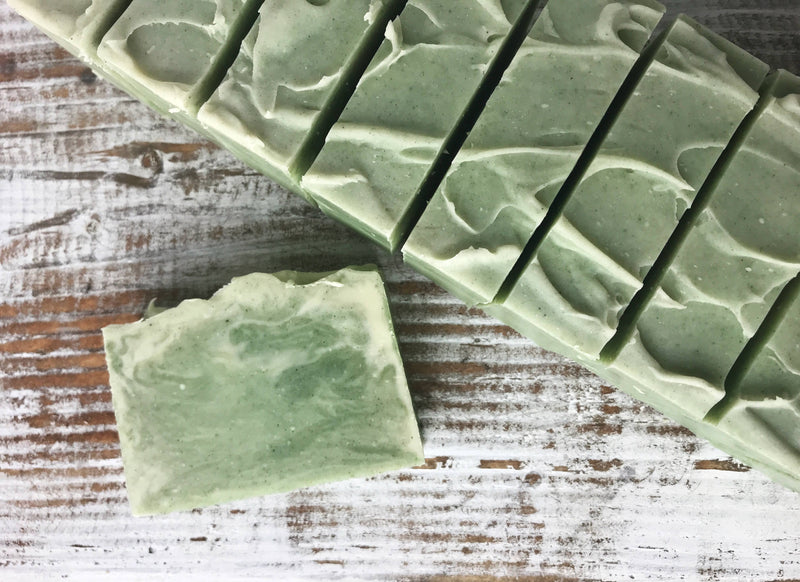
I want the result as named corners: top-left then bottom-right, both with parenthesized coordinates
top-left (103, 267), bottom-right (424, 515)
top-left (581, 71), bottom-right (800, 494)
top-left (96, 0), bottom-right (253, 120)
top-left (611, 70), bottom-right (800, 405)
top-left (301, 0), bottom-right (531, 250)
top-left (403, 0), bottom-right (665, 305)
top-left (197, 0), bottom-right (403, 193)
top-left (486, 16), bottom-right (769, 360)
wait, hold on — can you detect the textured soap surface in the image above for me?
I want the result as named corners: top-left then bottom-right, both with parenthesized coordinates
top-left (103, 267), bottom-right (424, 515)
top-left (403, 0), bottom-right (665, 305)
top-left (197, 0), bottom-right (399, 192)
top-left (567, 72), bottom-right (800, 493)
top-left (489, 16), bottom-right (769, 360)
top-left (727, 295), bottom-right (800, 490)
top-left (616, 71), bottom-right (800, 393)
top-left (301, 0), bottom-right (529, 250)
top-left (734, 287), bottom-right (800, 417)
top-left (96, 0), bottom-right (250, 119)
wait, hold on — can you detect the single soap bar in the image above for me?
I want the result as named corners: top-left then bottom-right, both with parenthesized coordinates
top-left (612, 70), bottom-right (800, 404)
top-left (300, 0), bottom-right (531, 251)
top-left (403, 0), bottom-right (665, 304)
top-left (103, 267), bottom-right (424, 515)
top-left (197, 0), bottom-right (402, 194)
top-left (96, 0), bottom-right (253, 120)
top-left (487, 16), bottom-right (769, 360)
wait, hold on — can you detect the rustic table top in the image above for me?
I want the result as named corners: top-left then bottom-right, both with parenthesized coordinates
top-left (2, 1), bottom-right (800, 580)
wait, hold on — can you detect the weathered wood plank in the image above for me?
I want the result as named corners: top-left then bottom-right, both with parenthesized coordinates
top-left (2, 1), bottom-right (800, 580)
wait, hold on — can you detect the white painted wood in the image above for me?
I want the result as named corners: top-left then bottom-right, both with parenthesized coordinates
top-left (2, 1), bottom-right (800, 580)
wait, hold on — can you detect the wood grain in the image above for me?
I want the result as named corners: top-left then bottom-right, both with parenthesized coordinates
top-left (2, 1), bottom-right (800, 580)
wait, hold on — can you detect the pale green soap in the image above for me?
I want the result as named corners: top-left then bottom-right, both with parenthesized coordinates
top-left (586, 72), bottom-right (800, 492)
top-left (197, 0), bottom-right (399, 194)
top-left (103, 267), bottom-right (424, 516)
top-left (735, 298), bottom-right (800, 407)
top-left (618, 70), bottom-right (800, 392)
top-left (403, 0), bottom-right (665, 303)
top-left (300, 0), bottom-right (530, 250)
top-left (96, 0), bottom-right (249, 120)
top-left (491, 16), bottom-right (769, 360)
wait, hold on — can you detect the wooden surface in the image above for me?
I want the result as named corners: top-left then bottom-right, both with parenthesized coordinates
top-left (2, 1), bottom-right (800, 580)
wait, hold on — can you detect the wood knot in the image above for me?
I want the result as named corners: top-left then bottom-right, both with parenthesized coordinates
top-left (141, 149), bottom-right (164, 174)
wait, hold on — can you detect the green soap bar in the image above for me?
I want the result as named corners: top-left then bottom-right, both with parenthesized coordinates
top-left (590, 279), bottom-right (800, 494)
top-left (300, 0), bottom-right (530, 250)
top-left (582, 72), bottom-right (800, 491)
top-left (103, 267), bottom-right (424, 515)
top-left (197, 0), bottom-right (400, 194)
top-left (96, 0), bottom-right (251, 120)
top-left (403, 0), bottom-right (665, 304)
top-left (490, 16), bottom-right (769, 360)
top-left (619, 70), bottom-right (800, 392)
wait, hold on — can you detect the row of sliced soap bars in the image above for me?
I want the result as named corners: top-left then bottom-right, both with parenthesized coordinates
top-left (10, 0), bottom-right (800, 491)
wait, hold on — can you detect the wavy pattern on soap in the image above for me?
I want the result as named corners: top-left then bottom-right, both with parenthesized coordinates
top-left (403, 44), bottom-right (648, 304)
top-left (407, 16), bottom-right (763, 308)
top-left (302, 0), bottom-right (528, 249)
top-left (97, 0), bottom-right (243, 111)
top-left (533, 0), bottom-right (661, 50)
top-left (248, 0), bottom-right (390, 112)
top-left (195, 0), bottom-right (388, 185)
top-left (494, 16), bottom-right (767, 366)
top-left (414, 145), bottom-right (690, 308)
top-left (736, 299), bottom-right (800, 404)
top-left (729, 295), bottom-right (800, 470)
top-left (105, 271), bottom-right (422, 514)
top-left (636, 87), bottom-right (800, 394)
top-left (402, 1), bottom-right (667, 304)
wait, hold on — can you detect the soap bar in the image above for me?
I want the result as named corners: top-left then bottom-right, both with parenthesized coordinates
top-left (300, 0), bottom-right (531, 250)
top-left (96, 0), bottom-right (254, 121)
top-left (197, 0), bottom-right (403, 193)
top-left (573, 71), bottom-right (800, 492)
top-left (612, 70), bottom-right (800, 399)
top-left (487, 16), bottom-right (769, 361)
top-left (103, 267), bottom-right (424, 515)
top-left (403, 0), bottom-right (665, 304)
